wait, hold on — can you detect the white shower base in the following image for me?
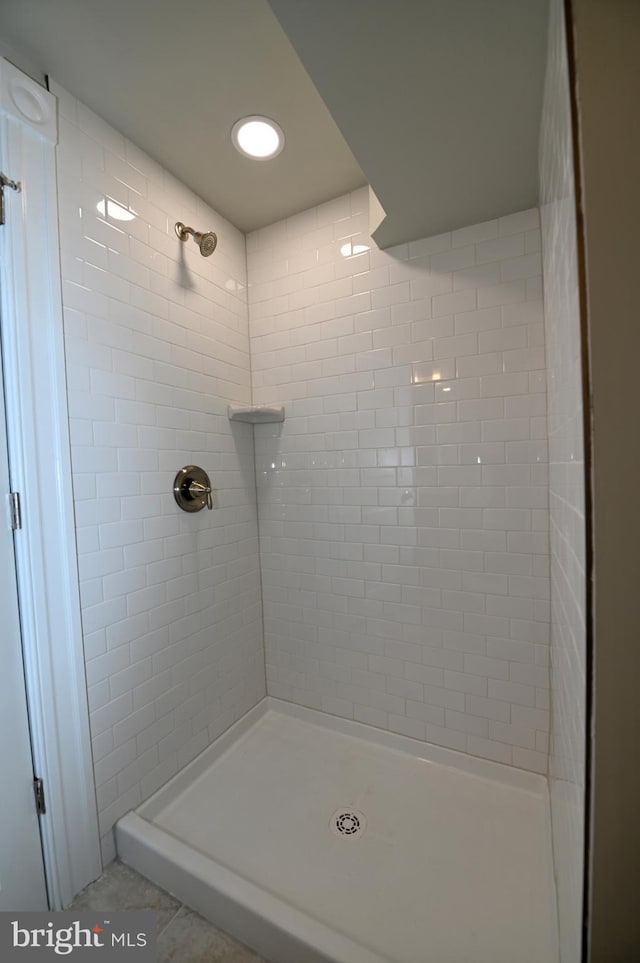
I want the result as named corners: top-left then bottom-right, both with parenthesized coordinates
top-left (116, 698), bottom-right (558, 963)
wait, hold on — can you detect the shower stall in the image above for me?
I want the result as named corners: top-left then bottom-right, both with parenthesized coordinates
top-left (8, 0), bottom-right (585, 959)
top-left (112, 185), bottom-right (563, 963)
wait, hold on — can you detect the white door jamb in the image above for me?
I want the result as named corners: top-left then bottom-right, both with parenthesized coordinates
top-left (0, 57), bottom-right (102, 909)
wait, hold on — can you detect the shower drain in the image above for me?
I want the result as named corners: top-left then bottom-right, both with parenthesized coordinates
top-left (330, 808), bottom-right (367, 840)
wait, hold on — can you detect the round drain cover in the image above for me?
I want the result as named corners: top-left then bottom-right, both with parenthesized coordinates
top-left (330, 808), bottom-right (367, 840)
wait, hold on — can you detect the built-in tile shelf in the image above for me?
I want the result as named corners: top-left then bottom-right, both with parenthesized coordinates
top-left (227, 405), bottom-right (285, 424)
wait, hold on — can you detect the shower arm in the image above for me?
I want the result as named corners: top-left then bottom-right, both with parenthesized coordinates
top-left (175, 220), bottom-right (218, 257)
top-left (175, 222), bottom-right (196, 241)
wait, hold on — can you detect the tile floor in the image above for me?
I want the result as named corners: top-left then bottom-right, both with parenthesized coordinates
top-left (71, 861), bottom-right (267, 962)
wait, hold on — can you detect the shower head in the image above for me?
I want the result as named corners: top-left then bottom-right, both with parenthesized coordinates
top-left (194, 231), bottom-right (217, 257)
top-left (175, 222), bottom-right (218, 257)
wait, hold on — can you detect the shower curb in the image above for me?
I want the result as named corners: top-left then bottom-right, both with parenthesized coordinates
top-left (116, 811), bottom-right (390, 963)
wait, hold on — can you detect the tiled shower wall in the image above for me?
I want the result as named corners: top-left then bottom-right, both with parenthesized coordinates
top-left (248, 189), bottom-right (552, 773)
top-left (539, 0), bottom-right (586, 958)
top-left (53, 84), bottom-right (265, 862)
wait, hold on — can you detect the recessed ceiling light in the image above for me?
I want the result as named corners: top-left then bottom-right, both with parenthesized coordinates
top-left (96, 198), bottom-right (136, 221)
top-left (231, 115), bottom-right (284, 160)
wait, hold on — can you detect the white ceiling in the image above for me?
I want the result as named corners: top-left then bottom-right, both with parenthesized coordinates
top-left (0, 0), bottom-right (366, 233)
top-left (0, 0), bottom-right (549, 244)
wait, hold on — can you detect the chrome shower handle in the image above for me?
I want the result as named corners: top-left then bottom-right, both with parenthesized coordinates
top-left (188, 479), bottom-right (213, 510)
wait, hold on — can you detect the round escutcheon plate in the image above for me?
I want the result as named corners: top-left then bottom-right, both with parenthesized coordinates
top-left (173, 465), bottom-right (213, 512)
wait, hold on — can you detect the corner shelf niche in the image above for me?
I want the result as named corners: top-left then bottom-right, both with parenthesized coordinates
top-left (227, 405), bottom-right (285, 424)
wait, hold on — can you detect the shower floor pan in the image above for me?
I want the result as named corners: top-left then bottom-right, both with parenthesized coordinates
top-left (116, 698), bottom-right (558, 963)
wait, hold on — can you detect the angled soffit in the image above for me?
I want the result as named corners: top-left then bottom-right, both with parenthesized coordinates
top-left (268, 0), bottom-right (549, 247)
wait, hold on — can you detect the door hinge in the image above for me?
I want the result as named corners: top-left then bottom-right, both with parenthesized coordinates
top-left (33, 777), bottom-right (46, 816)
top-left (0, 172), bottom-right (22, 226)
top-left (9, 492), bottom-right (22, 530)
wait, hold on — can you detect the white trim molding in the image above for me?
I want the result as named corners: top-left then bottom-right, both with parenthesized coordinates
top-left (0, 57), bottom-right (102, 908)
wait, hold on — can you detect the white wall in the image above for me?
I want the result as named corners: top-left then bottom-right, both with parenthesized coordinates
top-left (53, 84), bottom-right (265, 863)
top-left (539, 1), bottom-right (586, 958)
top-left (248, 189), bottom-right (551, 772)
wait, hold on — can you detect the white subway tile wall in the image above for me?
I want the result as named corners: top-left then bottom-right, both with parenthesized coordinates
top-left (248, 189), bottom-right (551, 772)
top-left (53, 83), bottom-right (265, 862)
top-left (539, 0), bottom-right (586, 959)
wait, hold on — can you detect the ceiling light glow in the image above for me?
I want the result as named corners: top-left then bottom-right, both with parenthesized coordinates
top-left (340, 241), bottom-right (370, 257)
top-left (232, 116), bottom-right (284, 160)
top-left (97, 198), bottom-right (136, 221)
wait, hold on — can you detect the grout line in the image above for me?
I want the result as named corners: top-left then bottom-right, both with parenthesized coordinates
top-left (244, 239), bottom-right (269, 698)
top-left (156, 902), bottom-right (184, 938)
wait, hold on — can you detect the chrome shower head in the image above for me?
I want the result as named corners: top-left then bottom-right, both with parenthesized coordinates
top-left (175, 222), bottom-right (218, 257)
top-left (193, 231), bottom-right (217, 257)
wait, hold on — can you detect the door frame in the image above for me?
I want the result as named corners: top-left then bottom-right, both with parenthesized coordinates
top-left (0, 57), bottom-right (101, 908)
